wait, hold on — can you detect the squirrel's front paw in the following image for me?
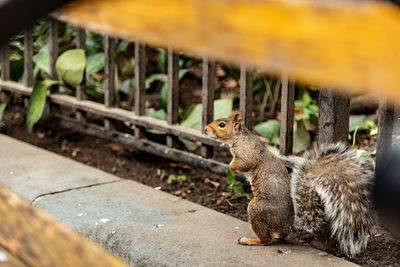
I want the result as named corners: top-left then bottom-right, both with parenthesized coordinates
top-left (237, 237), bottom-right (249, 245)
top-left (237, 237), bottom-right (261, 246)
top-left (237, 237), bottom-right (272, 246)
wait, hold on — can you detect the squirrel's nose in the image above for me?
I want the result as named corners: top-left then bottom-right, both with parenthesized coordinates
top-left (204, 126), bottom-right (209, 133)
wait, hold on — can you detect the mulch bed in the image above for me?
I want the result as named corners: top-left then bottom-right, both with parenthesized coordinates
top-left (1, 107), bottom-right (400, 267)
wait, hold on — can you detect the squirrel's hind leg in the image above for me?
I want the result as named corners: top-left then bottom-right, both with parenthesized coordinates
top-left (237, 231), bottom-right (282, 245)
top-left (238, 198), bottom-right (287, 246)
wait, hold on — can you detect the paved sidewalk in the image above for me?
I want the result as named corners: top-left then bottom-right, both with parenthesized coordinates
top-left (0, 134), bottom-right (357, 266)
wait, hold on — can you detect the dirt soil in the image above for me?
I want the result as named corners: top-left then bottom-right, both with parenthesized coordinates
top-left (1, 107), bottom-right (400, 267)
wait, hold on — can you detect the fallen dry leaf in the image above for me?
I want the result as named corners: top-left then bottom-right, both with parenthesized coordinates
top-left (205, 178), bottom-right (220, 189)
top-left (37, 131), bottom-right (45, 139)
top-left (170, 162), bottom-right (191, 169)
top-left (61, 140), bottom-right (69, 152)
top-left (111, 145), bottom-right (121, 151)
top-left (72, 148), bottom-right (81, 157)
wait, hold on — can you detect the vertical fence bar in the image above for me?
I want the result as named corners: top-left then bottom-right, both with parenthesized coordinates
top-left (318, 89), bottom-right (350, 144)
top-left (279, 74), bottom-right (295, 155)
top-left (393, 108), bottom-right (400, 138)
top-left (75, 27), bottom-right (86, 122)
top-left (166, 48), bottom-right (179, 147)
top-left (0, 42), bottom-right (10, 102)
top-left (201, 57), bottom-right (215, 158)
top-left (24, 26), bottom-right (34, 88)
top-left (240, 64), bottom-right (253, 129)
top-left (48, 18), bottom-right (58, 93)
top-left (376, 99), bottom-right (394, 169)
top-left (75, 27), bottom-right (86, 100)
top-left (23, 26), bottom-right (34, 107)
top-left (134, 42), bottom-right (146, 138)
top-left (104, 36), bottom-right (115, 130)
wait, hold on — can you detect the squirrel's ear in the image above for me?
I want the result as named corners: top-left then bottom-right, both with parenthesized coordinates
top-left (233, 120), bottom-right (241, 133)
top-left (230, 111), bottom-right (244, 123)
top-left (230, 111), bottom-right (243, 133)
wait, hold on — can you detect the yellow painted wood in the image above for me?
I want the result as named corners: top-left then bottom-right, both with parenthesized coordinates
top-left (0, 185), bottom-right (128, 267)
top-left (54, 0), bottom-right (400, 102)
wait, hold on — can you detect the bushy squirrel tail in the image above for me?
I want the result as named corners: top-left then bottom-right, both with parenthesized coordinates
top-left (295, 142), bottom-right (376, 256)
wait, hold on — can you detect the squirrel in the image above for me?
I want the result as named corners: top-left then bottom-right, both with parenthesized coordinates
top-left (204, 111), bottom-right (376, 257)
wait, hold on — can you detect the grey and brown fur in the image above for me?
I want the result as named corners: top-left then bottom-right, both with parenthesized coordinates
top-left (206, 112), bottom-right (376, 257)
top-left (291, 142), bottom-right (377, 256)
top-left (205, 111), bottom-right (294, 245)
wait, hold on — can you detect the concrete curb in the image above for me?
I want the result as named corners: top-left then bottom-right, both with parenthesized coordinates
top-left (0, 135), bottom-right (358, 266)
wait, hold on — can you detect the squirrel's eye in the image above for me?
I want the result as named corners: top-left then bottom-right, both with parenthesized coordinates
top-left (218, 122), bottom-right (226, 128)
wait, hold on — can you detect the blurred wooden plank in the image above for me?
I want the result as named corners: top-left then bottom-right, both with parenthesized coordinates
top-left (240, 64), bottom-right (253, 129)
top-left (0, 185), bottom-right (127, 267)
top-left (201, 57), bottom-right (215, 158)
top-left (54, 0), bottom-right (400, 103)
top-left (280, 74), bottom-right (295, 156)
top-left (318, 90), bottom-right (350, 144)
top-left (0, 0), bottom-right (74, 45)
top-left (0, 246), bottom-right (27, 267)
top-left (167, 48), bottom-right (179, 147)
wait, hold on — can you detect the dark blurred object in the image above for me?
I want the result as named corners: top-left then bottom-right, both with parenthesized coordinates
top-left (0, 0), bottom-right (74, 45)
top-left (374, 145), bottom-right (400, 237)
top-left (386, 0), bottom-right (400, 7)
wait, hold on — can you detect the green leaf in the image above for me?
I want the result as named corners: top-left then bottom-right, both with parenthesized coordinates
top-left (26, 83), bottom-right (47, 135)
top-left (254, 120), bottom-right (281, 146)
top-left (349, 115), bottom-right (376, 132)
top-left (10, 58), bottom-right (24, 82)
top-left (157, 48), bottom-right (167, 72)
top-left (118, 78), bottom-right (133, 95)
top-left (116, 40), bottom-right (130, 53)
top-left (293, 120), bottom-right (311, 153)
top-left (178, 138), bottom-right (197, 151)
top-left (157, 69), bottom-right (189, 108)
top-left (56, 49), bottom-right (86, 86)
top-left (86, 53), bottom-right (105, 75)
top-left (302, 91), bottom-right (312, 105)
top-left (33, 45), bottom-right (50, 74)
top-left (0, 102), bottom-right (6, 122)
top-left (178, 69), bottom-right (189, 80)
top-left (349, 115), bottom-right (365, 132)
top-left (146, 109), bottom-right (167, 121)
top-left (180, 98), bottom-right (233, 130)
top-left (349, 115), bottom-right (377, 133)
top-left (145, 109), bottom-right (167, 135)
top-left (146, 73), bottom-right (167, 89)
top-left (160, 83), bottom-right (169, 109)
top-left (363, 120), bottom-right (377, 131)
top-left (226, 170), bottom-right (236, 187)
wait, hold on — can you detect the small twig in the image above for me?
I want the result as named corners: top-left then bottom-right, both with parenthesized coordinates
top-left (225, 198), bottom-right (234, 207)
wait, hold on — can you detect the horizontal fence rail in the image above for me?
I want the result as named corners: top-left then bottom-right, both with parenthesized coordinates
top-left (0, 18), bottom-right (397, 178)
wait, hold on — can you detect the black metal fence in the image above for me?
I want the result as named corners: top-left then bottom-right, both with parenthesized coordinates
top-left (0, 18), bottom-right (396, 177)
